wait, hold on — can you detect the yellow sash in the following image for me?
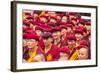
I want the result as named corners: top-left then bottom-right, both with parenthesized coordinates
top-left (44, 44), bottom-right (52, 53)
top-left (69, 50), bottom-right (79, 60)
top-left (58, 43), bottom-right (61, 48)
top-left (46, 54), bottom-right (52, 61)
top-left (27, 46), bottom-right (38, 62)
top-left (44, 47), bottom-right (48, 54)
top-left (54, 41), bottom-right (61, 48)
top-left (44, 44), bottom-right (52, 61)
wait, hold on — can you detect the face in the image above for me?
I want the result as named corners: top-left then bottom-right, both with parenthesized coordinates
top-left (50, 19), bottom-right (57, 23)
top-left (40, 17), bottom-right (47, 23)
top-left (85, 25), bottom-right (91, 31)
top-left (44, 37), bottom-right (53, 46)
top-left (23, 12), bottom-right (30, 20)
top-left (72, 20), bottom-right (77, 25)
top-left (52, 32), bottom-right (58, 40)
top-left (67, 27), bottom-right (72, 32)
top-left (69, 15), bottom-right (75, 20)
top-left (61, 16), bottom-right (67, 23)
top-left (34, 54), bottom-right (45, 62)
top-left (78, 23), bottom-right (84, 27)
top-left (61, 28), bottom-right (67, 36)
top-left (27, 39), bottom-right (38, 48)
top-left (78, 48), bottom-right (88, 60)
top-left (30, 24), bottom-right (36, 31)
top-left (75, 33), bottom-right (83, 40)
top-left (57, 16), bottom-right (61, 22)
top-left (48, 11), bottom-right (56, 17)
top-left (23, 39), bottom-right (27, 47)
top-left (47, 38), bottom-right (53, 44)
top-left (33, 13), bottom-right (38, 19)
top-left (59, 52), bottom-right (69, 60)
top-left (36, 30), bottom-right (43, 36)
top-left (56, 31), bottom-right (61, 38)
top-left (68, 40), bottom-right (75, 45)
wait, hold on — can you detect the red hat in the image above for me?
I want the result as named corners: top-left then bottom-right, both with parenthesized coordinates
top-left (59, 22), bottom-right (66, 25)
top-left (69, 12), bottom-right (77, 15)
top-left (75, 26), bottom-right (84, 29)
top-left (75, 26), bottom-right (86, 34)
top-left (39, 15), bottom-right (48, 19)
top-left (35, 26), bottom-right (43, 31)
top-left (24, 12), bottom-right (31, 16)
top-left (60, 25), bottom-right (67, 29)
top-left (76, 45), bottom-right (84, 50)
top-left (29, 20), bottom-right (35, 25)
top-left (57, 13), bottom-right (64, 17)
top-left (48, 22), bottom-right (57, 27)
top-left (44, 28), bottom-right (52, 32)
top-left (76, 45), bottom-right (88, 50)
top-left (34, 21), bottom-right (42, 26)
top-left (79, 39), bottom-right (89, 47)
top-left (25, 29), bottom-right (35, 33)
top-left (26, 16), bottom-right (33, 19)
top-left (23, 25), bottom-right (31, 32)
top-left (50, 16), bottom-right (57, 20)
top-left (39, 24), bottom-right (51, 32)
top-left (75, 28), bottom-right (83, 34)
top-left (71, 18), bottom-right (77, 21)
top-left (23, 20), bottom-right (31, 26)
top-left (43, 32), bottom-right (52, 39)
top-left (66, 21), bottom-right (73, 28)
top-left (51, 26), bottom-right (61, 32)
top-left (79, 18), bottom-right (85, 24)
top-left (86, 21), bottom-right (91, 25)
top-left (67, 33), bottom-right (76, 40)
top-left (60, 47), bottom-right (70, 55)
top-left (23, 32), bottom-right (39, 41)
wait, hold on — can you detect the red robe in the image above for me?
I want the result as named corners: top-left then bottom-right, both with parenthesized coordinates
top-left (44, 44), bottom-right (60, 61)
top-left (39, 37), bottom-right (45, 50)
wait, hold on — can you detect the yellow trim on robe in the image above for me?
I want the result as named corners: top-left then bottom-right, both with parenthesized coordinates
top-left (69, 50), bottom-right (79, 60)
top-left (54, 40), bottom-right (61, 48)
top-left (44, 47), bottom-right (48, 54)
top-left (44, 44), bottom-right (53, 61)
top-left (46, 54), bottom-right (52, 61)
top-left (44, 44), bottom-right (52, 54)
top-left (27, 46), bottom-right (38, 62)
top-left (58, 43), bottom-right (61, 48)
